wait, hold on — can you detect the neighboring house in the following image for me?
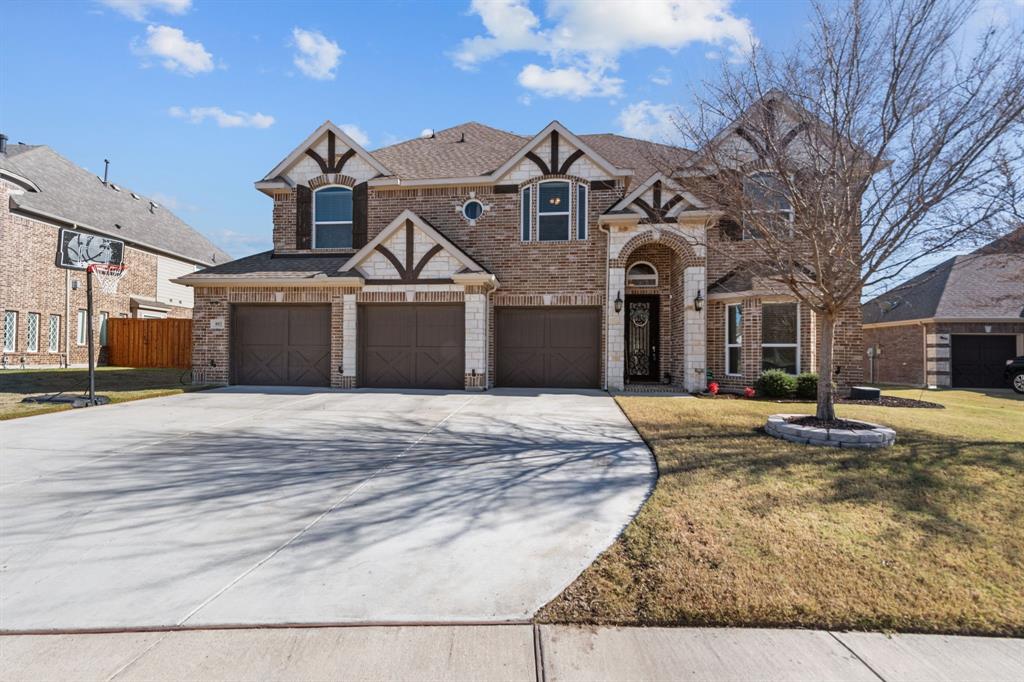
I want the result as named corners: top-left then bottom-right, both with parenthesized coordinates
top-left (862, 227), bottom-right (1024, 388)
top-left (0, 135), bottom-right (229, 367)
top-left (179, 114), bottom-right (863, 391)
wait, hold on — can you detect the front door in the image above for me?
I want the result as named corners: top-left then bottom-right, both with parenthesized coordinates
top-left (625, 295), bottom-right (660, 383)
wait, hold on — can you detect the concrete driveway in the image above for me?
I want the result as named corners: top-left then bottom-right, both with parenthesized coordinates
top-left (0, 387), bottom-right (654, 630)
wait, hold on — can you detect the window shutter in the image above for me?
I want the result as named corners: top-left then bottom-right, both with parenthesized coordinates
top-left (352, 182), bottom-right (368, 248)
top-left (295, 185), bottom-right (313, 249)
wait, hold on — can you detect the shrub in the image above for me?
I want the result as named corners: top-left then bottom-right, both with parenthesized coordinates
top-left (795, 373), bottom-right (819, 400)
top-left (708, 381), bottom-right (720, 395)
top-left (743, 386), bottom-right (756, 399)
top-left (757, 369), bottom-right (796, 398)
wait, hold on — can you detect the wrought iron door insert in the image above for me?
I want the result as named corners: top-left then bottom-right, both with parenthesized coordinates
top-left (625, 295), bottom-right (660, 382)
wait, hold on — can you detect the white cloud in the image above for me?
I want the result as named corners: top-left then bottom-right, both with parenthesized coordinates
top-left (291, 28), bottom-right (343, 80)
top-left (339, 123), bottom-right (370, 147)
top-left (453, 0), bottom-right (756, 98)
top-left (100, 0), bottom-right (190, 21)
top-left (618, 101), bottom-right (678, 141)
top-left (420, 128), bottom-right (435, 138)
top-left (518, 63), bottom-right (623, 99)
top-left (650, 67), bottom-right (672, 86)
top-left (134, 25), bottom-right (213, 75)
top-left (148, 192), bottom-right (198, 212)
top-left (169, 106), bottom-right (275, 129)
top-left (215, 229), bottom-right (271, 257)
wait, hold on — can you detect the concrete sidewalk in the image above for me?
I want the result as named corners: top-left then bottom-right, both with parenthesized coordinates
top-left (2, 625), bottom-right (1021, 681)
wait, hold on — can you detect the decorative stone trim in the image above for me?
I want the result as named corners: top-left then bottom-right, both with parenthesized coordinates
top-left (336, 376), bottom-right (357, 389)
top-left (308, 174), bottom-right (358, 189)
top-left (464, 373), bottom-right (485, 390)
top-left (765, 414), bottom-right (896, 449)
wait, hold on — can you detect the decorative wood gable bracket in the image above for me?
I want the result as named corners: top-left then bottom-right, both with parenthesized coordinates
top-left (305, 130), bottom-right (358, 175)
top-left (370, 220), bottom-right (449, 284)
top-left (632, 180), bottom-right (688, 222)
top-left (523, 131), bottom-right (587, 176)
top-left (341, 209), bottom-right (492, 287)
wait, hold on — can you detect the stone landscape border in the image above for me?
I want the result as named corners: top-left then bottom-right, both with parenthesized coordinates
top-left (765, 414), bottom-right (896, 448)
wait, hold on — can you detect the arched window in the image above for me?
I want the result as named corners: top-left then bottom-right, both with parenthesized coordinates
top-left (313, 186), bottom-right (353, 248)
top-left (626, 262), bottom-right (658, 287)
top-left (537, 180), bottom-right (570, 241)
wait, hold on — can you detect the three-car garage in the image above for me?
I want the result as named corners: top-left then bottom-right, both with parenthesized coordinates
top-left (229, 303), bottom-right (602, 390)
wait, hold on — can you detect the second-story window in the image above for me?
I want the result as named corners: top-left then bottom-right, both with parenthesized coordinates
top-left (742, 172), bottom-right (793, 240)
top-left (313, 186), bottom-right (353, 248)
top-left (538, 180), bottom-right (570, 241)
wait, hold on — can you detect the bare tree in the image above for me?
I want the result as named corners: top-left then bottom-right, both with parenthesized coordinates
top-left (672, 0), bottom-right (1024, 420)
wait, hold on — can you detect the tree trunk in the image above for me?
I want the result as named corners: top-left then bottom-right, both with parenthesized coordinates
top-left (816, 311), bottom-right (837, 421)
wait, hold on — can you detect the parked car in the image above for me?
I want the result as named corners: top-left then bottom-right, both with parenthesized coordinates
top-left (1006, 356), bottom-right (1024, 394)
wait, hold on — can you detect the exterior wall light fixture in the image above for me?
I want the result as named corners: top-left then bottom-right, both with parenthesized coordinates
top-left (693, 289), bottom-right (704, 312)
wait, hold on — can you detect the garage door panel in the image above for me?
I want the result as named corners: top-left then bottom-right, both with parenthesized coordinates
top-left (496, 307), bottom-right (600, 388)
top-left (361, 305), bottom-right (464, 389)
top-left (233, 305), bottom-right (331, 387)
top-left (951, 334), bottom-right (1016, 388)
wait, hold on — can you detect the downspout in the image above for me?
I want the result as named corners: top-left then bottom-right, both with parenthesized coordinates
top-left (600, 224), bottom-right (611, 391)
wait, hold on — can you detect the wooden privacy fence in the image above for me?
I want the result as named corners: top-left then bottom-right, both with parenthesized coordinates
top-left (106, 318), bottom-right (192, 369)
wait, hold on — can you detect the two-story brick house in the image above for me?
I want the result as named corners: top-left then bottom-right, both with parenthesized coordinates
top-left (180, 115), bottom-right (863, 392)
top-left (1, 136), bottom-right (229, 368)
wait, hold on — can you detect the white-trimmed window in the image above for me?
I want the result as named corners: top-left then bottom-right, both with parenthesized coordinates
top-left (99, 312), bottom-right (109, 346)
top-left (48, 315), bottom-right (60, 353)
top-left (761, 302), bottom-right (799, 374)
top-left (520, 186), bottom-right (532, 240)
top-left (3, 311), bottom-right (17, 352)
top-left (742, 172), bottom-right (794, 240)
top-left (313, 185), bottom-right (353, 249)
top-left (626, 262), bottom-right (658, 287)
top-left (26, 313), bottom-right (39, 352)
top-left (726, 303), bottom-right (742, 375)
top-left (537, 180), bottom-right (570, 241)
top-left (76, 309), bottom-right (88, 346)
top-left (576, 184), bottom-right (588, 239)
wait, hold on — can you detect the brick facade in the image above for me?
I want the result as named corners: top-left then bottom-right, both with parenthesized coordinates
top-left (187, 122), bottom-right (866, 394)
top-left (1, 179), bottom-right (194, 368)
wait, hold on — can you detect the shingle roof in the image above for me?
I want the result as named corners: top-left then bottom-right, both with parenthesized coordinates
top-left (371, 122), bottom-right (527, 180)
top-left (863, 227), bottom-right (1024, 324)
top-left (367, 122), bottom-right (691, 182)
top-left (1, 144), bottom-right (229, 266)
top-left (177, 250), bottom-right (356, 281)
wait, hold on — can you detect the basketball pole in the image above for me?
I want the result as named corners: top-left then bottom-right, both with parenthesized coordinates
top-left (86, 266), bottom-right (97, 405)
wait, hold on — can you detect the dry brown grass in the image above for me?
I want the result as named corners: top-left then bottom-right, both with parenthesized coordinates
top-left (539, 389), bottom-right (1024, 635)
top-left (0, 367), bottom-right (213, 420)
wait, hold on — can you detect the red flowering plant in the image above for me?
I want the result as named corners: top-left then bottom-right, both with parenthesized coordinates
top-left (744, 386), bottom-right (756, 399)
top-left (708, 381), bottom-right (720, 395)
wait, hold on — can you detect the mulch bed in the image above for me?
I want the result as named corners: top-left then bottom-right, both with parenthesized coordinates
top-left (838, 395), bottom-right (944, 409)
top-left (788, 415), bottom-right (870, 430)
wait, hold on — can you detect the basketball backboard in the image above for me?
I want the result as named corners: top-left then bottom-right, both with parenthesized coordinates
top-left (57, 227), bottom-right (125, 270)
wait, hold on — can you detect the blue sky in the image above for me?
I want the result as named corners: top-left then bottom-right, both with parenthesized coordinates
top-left (2, 0), bottom-right (816, 257)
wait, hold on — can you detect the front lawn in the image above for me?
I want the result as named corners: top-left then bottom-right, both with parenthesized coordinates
top-left (539, 389), bottom-right (1024, 636)
top-left (0, 367), bottom-right (213, 420)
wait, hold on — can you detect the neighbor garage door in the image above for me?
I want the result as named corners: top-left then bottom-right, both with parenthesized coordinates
top-left (359, 304), bottom-right (464, 389)
top-left (232, 305), bottom-right (331, 386)
top-left (951, 334), bottom-right (1016, 388)
top-left (496, 307), bottom-right (601, 388)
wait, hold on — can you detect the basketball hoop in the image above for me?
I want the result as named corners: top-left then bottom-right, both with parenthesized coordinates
top-left (87, 263), bottom-right (126, 295)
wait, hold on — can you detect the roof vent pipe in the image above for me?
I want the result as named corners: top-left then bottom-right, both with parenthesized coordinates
top-left (0, 134), bottom-right (7, 154)
top-left (458, 132), bottom-right (465, 143)
top-left (103, 159), bottom-right (110, 185)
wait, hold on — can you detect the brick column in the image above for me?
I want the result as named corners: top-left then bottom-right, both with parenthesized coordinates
top-left (607, 267), bottom-right (626, 391)
top-left (464, 292), bottom-right (486, 390)
top-left (341, 293), bottom-right (357, 388)
top-left (683, 266), bottom-right (707, 392)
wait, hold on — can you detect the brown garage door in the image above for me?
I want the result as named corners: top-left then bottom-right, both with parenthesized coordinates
top-left (359, 304), bottom-right (464, 389)
top-left (232, 305), bottom-right (331, 386)
top-left (496, 307), bottom-right (601, 388)
top-left (951, 334), bottom-right (1016, 388)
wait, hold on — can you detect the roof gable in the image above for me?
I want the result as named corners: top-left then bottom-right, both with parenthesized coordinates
top-left (491, 121), bottom-right (632, 183)
top-left (342, 209), bottom-right (487, 282)
top-left (259, 121), bottom-right (391, 189)
top-left (610, 172), bottom-right (707, 220)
